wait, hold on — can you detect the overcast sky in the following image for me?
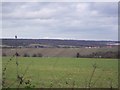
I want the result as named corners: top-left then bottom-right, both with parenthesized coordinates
top-left (2, 2), bottom-right (118, 40)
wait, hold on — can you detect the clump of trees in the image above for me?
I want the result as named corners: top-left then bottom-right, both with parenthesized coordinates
top-left (88, 51), bottom-right (118, 58)
top-left (23, 53), bottom-right (43, 57)
top-left (32, 53), bottom-right (43, 57)
top-left (76, 51), bottom-right (119, 58)
top-left (23, 53), bottom-right (30, 57)
top-left (2, 52), bottom-right (21, 57)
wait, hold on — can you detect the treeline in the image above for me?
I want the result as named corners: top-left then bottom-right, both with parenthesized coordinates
top-left (2, 39), bottom-right (116, 47)
top-left (2, 51), bottom-right (119, 58)
top-left (76, 51), bottom-right (119, 59)
top-left (2, 53), bottom-right (43, 57)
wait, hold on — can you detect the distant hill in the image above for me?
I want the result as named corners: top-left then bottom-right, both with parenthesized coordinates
top-left (1, 39), bottom-right (118, 48)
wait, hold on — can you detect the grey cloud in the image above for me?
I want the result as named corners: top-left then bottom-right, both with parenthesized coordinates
top-left (2, 2), bottom-right (118, 40)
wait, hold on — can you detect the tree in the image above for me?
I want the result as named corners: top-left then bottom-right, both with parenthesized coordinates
top-left (76, 53), bottom-right (80, 58)
top-left (15, 52), bottom-right (20, 56)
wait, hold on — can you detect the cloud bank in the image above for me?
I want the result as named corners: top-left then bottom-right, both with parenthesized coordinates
top-left (2, 2), bottom-right (118, 40)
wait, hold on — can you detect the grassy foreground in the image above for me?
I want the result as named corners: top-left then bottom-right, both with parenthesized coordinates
top-left (2, 57), bottom-right (118, 88)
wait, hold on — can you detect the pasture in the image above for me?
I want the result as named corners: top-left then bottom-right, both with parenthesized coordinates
top-left (2, 57), bottom-right (118, 88)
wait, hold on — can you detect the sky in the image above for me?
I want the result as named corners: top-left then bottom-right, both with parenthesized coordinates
top-left (2, 2), bottom-right (118, 41)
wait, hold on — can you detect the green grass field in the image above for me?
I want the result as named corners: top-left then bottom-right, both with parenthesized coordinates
top-left (2, 57), bottom-right (118, 88)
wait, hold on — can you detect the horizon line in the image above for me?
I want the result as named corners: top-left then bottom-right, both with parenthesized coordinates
top-left (1, 37), bottom-right (118, 42)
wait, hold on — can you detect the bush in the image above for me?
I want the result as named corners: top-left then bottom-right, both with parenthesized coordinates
top-left (2, 53), bottom-right (7, 56)
top-left (23, 53), bottom-right (30, 57)
top-left (32, 54), bottom-right (37, 57)
top-left (37, 53), bottom-right (42, 57)
top-left (32, 53), bottom-right (42, 57)
top-left (87, 51), bottom-right (118, 58)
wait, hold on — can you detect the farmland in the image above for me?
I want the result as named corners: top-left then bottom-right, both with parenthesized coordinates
top-left (2, 38), bottom-right (119, 88)
top-left (2, 57), bottom-right (118, 88)
top-left (2, 46), bottom-right (118, 57)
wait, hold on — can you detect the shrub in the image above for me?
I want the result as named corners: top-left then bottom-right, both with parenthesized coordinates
top-left (38, 53), bottom-right (42, 57)
top-left (32, 54), bottom-right (37, 57)
top-left (2, 53), bottom-right (7, 56)
top-left (23, 53), bottom-right (30, 57)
